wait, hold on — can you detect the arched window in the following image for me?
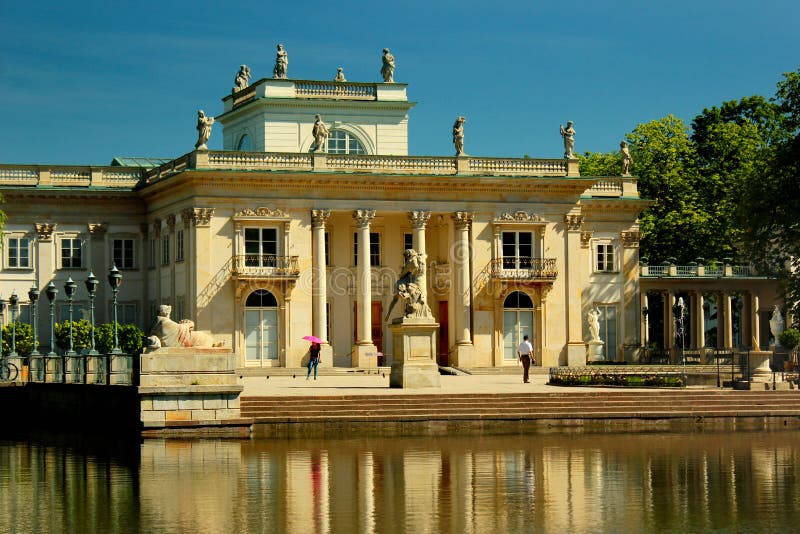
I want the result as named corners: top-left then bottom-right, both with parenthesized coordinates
top-left (326, 130), bottom-right (366, 155)
top-left (245, 289), bottom-right (278, 364)
top-left (237, 134), bottom-right (253, 151)
top-left (503, 291), bottom-right (534, 362)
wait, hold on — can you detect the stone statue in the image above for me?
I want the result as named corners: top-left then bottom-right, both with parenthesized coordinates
top-left (587, 307), bottom-right (601, 342)
top-left (194, 110), bottom-right (215, 150)
top-left (453, 116), bottom-right (466, 156)
top-left (334, 67), bottom-right (346, 82)
top-left (385, 249), bottom-right (432, 320)
top-left (769, 305), bottom-right (785, 344)
top-left (273, 44), bottom-right (288, 79)
top-left (381, 48), bottom-right (395, 83)
top-left (312, 114), bottom-right (329, 152)
top-left (560, 121), bottom-right (576, 159)
top-left (620, 141), bottom-right (632, 175)
top-left (147, 304), bottom-right (222, 348)
top-left (232, 64), bottom-right (251, 93)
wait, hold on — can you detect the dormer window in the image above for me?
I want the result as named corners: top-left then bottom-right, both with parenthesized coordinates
top-left (326, 130), bottom-right (366, 155)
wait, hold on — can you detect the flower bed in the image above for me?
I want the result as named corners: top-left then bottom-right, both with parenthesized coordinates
top-left (549, 367), bottom-right (684, 387)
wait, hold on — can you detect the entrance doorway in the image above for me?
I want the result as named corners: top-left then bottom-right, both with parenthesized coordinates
top-left (245, 289), bottom-right (279, 366)
top-left (503, 291), bottom-right (534, 363)
top-left (438, 301), bottom-right (449, 366)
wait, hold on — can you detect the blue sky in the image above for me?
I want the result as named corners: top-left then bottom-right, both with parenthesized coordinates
top-left (1, 1), bottom-right (798, 165)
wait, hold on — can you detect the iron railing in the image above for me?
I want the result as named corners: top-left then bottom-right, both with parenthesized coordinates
top-left (489, 258), bottom-right (558, 280)
top-left (231, 255), bottom-right (300, 277)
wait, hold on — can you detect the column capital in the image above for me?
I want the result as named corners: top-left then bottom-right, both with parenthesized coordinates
top-left (35, 223), bottom-right (57, 242)
top-left (409, 210), bottom-right (431, 229)
top-left (311, 209), bottom-right (331, 228)
top-left (451, 211), bottom-right (473, 230)
top-left (182, 207), bottom-right (215, 227)
top-left (564, 213), bottom-right (584, 232)
top-left (353, 209), bottom-right (376, 228)
top-left (88, 223), bottom-right (108, 238)
top-left (166, 214), bottom-right (176, 231)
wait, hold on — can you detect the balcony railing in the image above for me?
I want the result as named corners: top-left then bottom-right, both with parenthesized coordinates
top-left (231, 254), bottom-right (300, 278)
top-left (489, 258), bottom-right (557, 280)
top-left (640, 263), bottom-right (761, 278)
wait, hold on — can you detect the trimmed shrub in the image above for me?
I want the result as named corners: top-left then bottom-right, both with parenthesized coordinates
top-left (1, 322), bottom-right (34, 357)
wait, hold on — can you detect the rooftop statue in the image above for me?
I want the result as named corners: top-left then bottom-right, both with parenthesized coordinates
top-left (385, 249), bottom-right (432, 321)
top-left (273, 44), bottom-right (288, 79)
top-left (560, 120), bottom-right (576, 159)
top-left (453, 116), bottom-right (466, 156)
top-left (194, 110), bottom-right (215, 150)
top-left (334, 67), bottom-right (346, 82)
top-left (381, 48), bottom-right (395, 83)
top-left (232, 64), bottom-right (251, 93)
top-left (620, 140), bottom-right (632, 175)
top-left (312, 114), bottom-right (329, 152)
top-left (147, 304), bottom-right (223, 348)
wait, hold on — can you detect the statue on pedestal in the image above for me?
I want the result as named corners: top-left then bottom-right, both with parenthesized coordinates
top-left (147, 304), bottom-right (222, 348)
top-left (312, 114), bottom-right (329, 152)
top-left (232, 65), bottom-right (251, 93)
top-left (385, 249), bottom-right (432, 321)
top-left (194, 110), bottom-right (215, 150)
top-left (620, 140), bottom-right (632, 175)
top-left (381, 48), bottom-right (395, 83)
top-left (273, 44), bottom-right (288, 79)
top-left (560, 121), bottom-right (576, 159)
top-left (587, 307), bottom-right (601, 342)
top-left (334, 67), bottom-right (346, 82)
top-left (769, 305), bottom-right (785, 345)
top-left (453, 116), bottom-right (466, 156)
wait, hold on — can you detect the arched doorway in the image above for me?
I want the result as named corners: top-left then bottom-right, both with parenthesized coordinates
top-left (503, 291), bottom-right (534, 362)
top-left (245, 289), bottom-right (279, 366)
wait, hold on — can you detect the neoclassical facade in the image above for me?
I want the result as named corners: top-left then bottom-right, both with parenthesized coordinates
top-left (0, 75), bottom-right (653, 369)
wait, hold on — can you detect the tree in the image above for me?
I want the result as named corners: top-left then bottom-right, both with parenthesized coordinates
top-left (2, 322), bottom-right (33, 357)
top-left (578, 150), bottom-right (621, 177)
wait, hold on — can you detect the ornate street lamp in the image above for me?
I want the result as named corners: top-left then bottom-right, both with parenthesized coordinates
top-left (28, 283), bottom-right (41, 381)
top-left (9, 291), bottom-right (19, 359)
top-left (64, 277), bottom-right (77, 357)
top-left (85, 272), bottom-right (99, 356)
top-left (642, 306), bottom-right (649, 348)
top-left (107, 265), bottom-right (123, 355)
top-left (45, 282), bottom-right (59, 381)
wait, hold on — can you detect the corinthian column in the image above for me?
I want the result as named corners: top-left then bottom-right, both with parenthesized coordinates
top-left (451, 212), bottom-right (475, 367)
top-left (352, 209), bottom-right (377, 366)
top-left (409, 210), bottom-right (431, 315)
top-left (311, 209), bottom-right (330, 344)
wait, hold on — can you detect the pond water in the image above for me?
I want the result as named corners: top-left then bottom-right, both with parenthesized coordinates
top-left (1, 430), bottom-right (799, 533)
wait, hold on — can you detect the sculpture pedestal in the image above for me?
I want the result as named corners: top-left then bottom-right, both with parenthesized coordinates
top-left (389, 317), bottom-right (440, 388)
top-left (586, 341), bottom-right (605, 363)
top-left (748, 351), bottom-right (773, 382)
top-left (351, 343), bottom-right (378, 368)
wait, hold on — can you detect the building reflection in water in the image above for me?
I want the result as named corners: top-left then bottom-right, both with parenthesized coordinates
top-left (2, 432), bottom-right (800, 532)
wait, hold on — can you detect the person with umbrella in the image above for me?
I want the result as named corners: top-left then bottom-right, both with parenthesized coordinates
top-left (304, 335), bottom-right (322, 380)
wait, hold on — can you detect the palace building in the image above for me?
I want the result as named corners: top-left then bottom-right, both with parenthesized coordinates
top-left (0, 71), bottom-right (779, 370)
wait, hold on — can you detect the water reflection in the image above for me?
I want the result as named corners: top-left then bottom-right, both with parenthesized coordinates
top-left (2, 432), bottom-right (800, 533)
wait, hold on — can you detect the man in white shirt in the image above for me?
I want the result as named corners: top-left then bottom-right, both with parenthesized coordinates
top-left (517, 335), bottom-right (534, 383)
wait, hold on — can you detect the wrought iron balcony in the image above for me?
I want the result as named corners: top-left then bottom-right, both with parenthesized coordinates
top-left (231, 255), bottom-right (300, 279)
top-left (489, 258), bottom-right (557, 280)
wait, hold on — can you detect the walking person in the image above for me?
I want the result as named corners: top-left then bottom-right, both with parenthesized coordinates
top-left (306, 342), bottom-right (321, 380)
top-left (517, 335), bottom-right (534, 383)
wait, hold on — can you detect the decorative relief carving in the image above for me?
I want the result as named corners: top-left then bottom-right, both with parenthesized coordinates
top-left (564, 213), bottom-right (584, 231)
top-left (311, 209), bottom-right (331, 228)
top-left (496, 211), bottom-right (544, 223)
top-left (166, 214), bottom-right (176, 230)
top-left (409, 210), bottom-right (431, 229)
top-left (88, 223), bottom-right (108, 237)
top-left (35, 223), bottom-right (57, 241)
top-left (182, 208), bottom-right (215, 227)
top-left (580, 231), bottom-right (593, 248)
top-left (452, 211), bottom-right (473, 229)
top-left (353, 209), bottom-right (376, 227)
top-left (235, 207), bottom-right (290, 219)
top-left (151, 218), bottom-right (162, 237)
top-left (620, 230), bottom-right (641, 248)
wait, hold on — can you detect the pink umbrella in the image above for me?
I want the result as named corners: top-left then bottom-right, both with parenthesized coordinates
top-left (303, 335), bottom-right (322, 344)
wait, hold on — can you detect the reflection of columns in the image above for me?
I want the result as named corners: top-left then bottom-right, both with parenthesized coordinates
top-left (451, 212), bottom-right (475, 367)
top-left (354, 210), bottom-right (375, 344)
top-left (750, 293), bottom-right (759, 349)
top-left (409, 210), bottom-right (431, 311)
top-left (311, 210), bottom-right (330, 343)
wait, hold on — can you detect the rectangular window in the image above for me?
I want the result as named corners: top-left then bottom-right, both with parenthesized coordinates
top-left (353, 232), bottom-right (381, 266)
top-left (324, 231), bottom-right (330, 266)
top-left (176, 230), bottom-right (185, 262)
top-left (111, 303), bottom-right (138, 326)
top-left (404, 233), bottom-right (413, 251)
top-left (244, 228), bottom-right (278, 267)
top-left (149, 239), bottom-right (156, 269)
top-left (113, 238), bottom-right (136, 269)
top-left (175, 296), bottom-right (186, 322)
top-left (597, 304), bottom-right (618, 360)
top-left (595, 243), bottom-right (616, 272)
top-left (501, 231), bottom-right (533, 269)
top-left (60, 238), bottom-right (83, 269)
top-left (7, 237), bottom-right (31, 268)
top-left (59, 302), bottom-right (89, 323)
top-left (161, 234), bottom-right (170, 265)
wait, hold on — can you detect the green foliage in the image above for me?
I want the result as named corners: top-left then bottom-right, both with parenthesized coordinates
top-left (578, 150), bottom-right (620, 176)
top-left (95, 324), bottom-right (114, 354)
top-left (779, 328), bottom-right (800, 351)
top-left (54, 320), bottom-right (93, 351)
top-left (1, 322), bottom-right (34, 357)
top-left (549, 369), bottom-right (683, 388)
top-left (93, 323), bottom-right (144, 355)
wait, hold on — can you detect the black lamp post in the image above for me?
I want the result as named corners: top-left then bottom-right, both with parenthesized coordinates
top-left (28, 283), bottom-right (41, 381)
top-left (9, 291), bottom-right (18, 359)
top-left (85, 272), bottom-right (99, 356)
top-left (642, 306), bottom-right (649, 348)
top-left (108, 265), bottom-right (123, 355)
top-left (45, 282), bottom-right (58, 380)
top-left (64, 277), bottom-right (77, 357)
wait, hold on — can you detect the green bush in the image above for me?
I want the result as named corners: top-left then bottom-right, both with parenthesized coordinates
top-left (779, 328), bottom-right (800, 351)
top-left (1, 322), bottom-right (34, 357)
top-left (94, 323), bottom-right (144, 355)
top-left (54, 319), bottom-right (93, 351)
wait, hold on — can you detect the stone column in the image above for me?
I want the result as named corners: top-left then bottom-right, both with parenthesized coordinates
top-left (697, 293), bottom-right (706, 358)
top-left (620, 230), bottom-right (640, 362)
top-left (564, 213), bottom-right (585, 366)
top-left (666, 291), bottom-right (676, 361)
top-left (311, 210), bottom-right (333, 361)
top-left (750, 293), bottom-right (759, 349)
top-left (723, 292), bottom-right (734, 349)
top-left (352, 209), bottom-right (377, 366)
top-left (409, 211), bottom-right (431, 312)
top-left (451, 212), bottom-right (474, 367)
